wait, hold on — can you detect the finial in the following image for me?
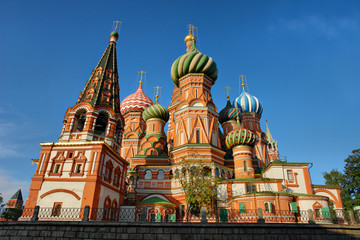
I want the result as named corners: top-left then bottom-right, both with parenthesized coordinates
top-left (187, 24), bottom-right (198, 35)
top-left (138, 70), bottom-right (146, 87)
top-left (225, 86), bottom-right (231, 100)
top-left (239, 75), bottom-right (246, 90)
top-left (185, 24), bottom-right (197, 43)
top-left (110, 21), bottom-right (122, 42)
top-left (113, 21), bottom-right (122, 32)
top-left (154, 86), bottom-right (161, 102)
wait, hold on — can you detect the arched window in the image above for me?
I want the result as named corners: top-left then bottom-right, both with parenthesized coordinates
top-left (104, 161), bottom-right (114, 182)
top-left (215, 168), bottom-right (219, 177)
top-left (113, 167), bottom-right (121, 187)
top-left (145, 170), bottom-right (152, 179)
top-left (196, 130), bottom-right (200, 144)
top-left (158, 170), bottom-right (164, 180)
top-left (221, 169), bottom-right (225, 178)
top-left (73, 109), bottom-right (87, 132)
top-left (94, 112), bottom-right (109, 135)
top-left (244, 161), bottom-right (248, 171)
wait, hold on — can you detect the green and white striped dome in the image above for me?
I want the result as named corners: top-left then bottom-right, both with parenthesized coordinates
top-left (170, 44), bottom-right (218, 86)
top-left (142, 98), bottom-right (169, 122)
top-left (225, 128), bottom-right (256, 149)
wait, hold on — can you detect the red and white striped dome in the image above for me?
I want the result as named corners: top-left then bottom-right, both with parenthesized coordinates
top-left (120, 84), bottom-right (153, 116)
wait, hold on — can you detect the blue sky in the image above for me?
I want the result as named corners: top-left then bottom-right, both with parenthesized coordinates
top-left (0, 0), bottom-right (359, 203)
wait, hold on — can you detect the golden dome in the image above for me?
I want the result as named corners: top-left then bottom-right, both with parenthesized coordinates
top-left (184, 34), bottom-right (197, 43)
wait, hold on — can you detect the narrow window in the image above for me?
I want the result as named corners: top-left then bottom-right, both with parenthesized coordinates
top-left (244, 161), bottom-right (248, 171)
top-left (287, 170), bottom-right (294, 181)
top-left (133, 123), bottom-right (136, 131)
top-left (152, 124), bottom-right (155, 132)
top-left (195, 89), bottom-right (198, 98)
top-left (180, 204), bottom-right (185, 217)
top-left (196, 130), bottom-right (200, 143)
top-left (52, 202), bottom-right (62, 217)
top-left (74, 163), bottom-right (82, 174)
top-left (53, 164), bottom-right (61, 173)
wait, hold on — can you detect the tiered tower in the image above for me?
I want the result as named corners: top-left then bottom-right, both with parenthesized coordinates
top-left (234, 81), bottom-right (268, 169)
top-left (120, 73), bottom-right (153, 168)
top-left (23, 25), bottom-right (128, 214)
top-left (167, 26), bottom-right (225, 166)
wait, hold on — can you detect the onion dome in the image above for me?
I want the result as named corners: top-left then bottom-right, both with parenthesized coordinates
top-left (120, 82), bottom-right (153, 116)
top-left (233, 85), bottom-right (263, 115)
top-left (184, 33), bottom-right (196, 43)
top-left (225, 128), bottom-right (256, 149)
top-left (110, 31), bottom-right (119, 42)
top-left (170, 41), bottom-right (218, 86)
top-left (142, 96), bottom-right (169, 122)
top-left (219, 97), bottom-right (239, 124)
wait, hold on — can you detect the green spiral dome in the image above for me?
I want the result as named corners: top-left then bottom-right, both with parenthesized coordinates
top-left (142, 99), bottom-right (169, 122)
top-left (170, 44), bottom-right (218, 86)
top-left (225, 128), bottom-right (256, 149)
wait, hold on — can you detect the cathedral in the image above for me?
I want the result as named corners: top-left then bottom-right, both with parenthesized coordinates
top-left (22, 25), bottom-right (344, 223)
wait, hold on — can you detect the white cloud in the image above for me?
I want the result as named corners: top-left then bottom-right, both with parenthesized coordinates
top-left (0, 169), bottom-right (30, 205)
top-left (268, 15), bottom-right (358, 38)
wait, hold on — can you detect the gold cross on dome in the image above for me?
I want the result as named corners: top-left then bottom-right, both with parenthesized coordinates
top-left (154, 86), bottom-right (161, 101)
top-left (113, 21), bottom-right (122, 31)
top-left (138, 70), bottom-right (146, 86)
top-left (239, 75), bottom-right (246, 90)
top-left (225, 86), bottom-right (231, 99)
top-left (187, 24), bottom-right (198, 35)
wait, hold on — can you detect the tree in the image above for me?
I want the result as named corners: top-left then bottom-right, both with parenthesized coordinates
top-left (2, 207), bottom-right (23, 221)
top-left (323, 148), bottom-right (360, 212)
top-left (178, 161), bottom-right (218, 221)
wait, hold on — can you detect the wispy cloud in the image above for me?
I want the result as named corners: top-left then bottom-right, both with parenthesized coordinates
top-left (0, 169), bottom-right (30, 204)
top-left (268, 15), bottom-right (358, 38)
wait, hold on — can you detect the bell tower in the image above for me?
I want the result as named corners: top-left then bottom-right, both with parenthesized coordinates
top-left (23, 23), bottom-right (128, 217)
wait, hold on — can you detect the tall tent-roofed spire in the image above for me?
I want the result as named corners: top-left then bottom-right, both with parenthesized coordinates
top-left (266, 120), bottom-right (275, 144)
top-left (76, 22), bottom-right (122, 115)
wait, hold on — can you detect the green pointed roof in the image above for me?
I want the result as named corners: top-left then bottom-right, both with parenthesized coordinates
top-left (266, 120), bottom-right (276, 144)
top-left (10, 189), bottom-right (23, 201)
top-left (76, 30), bottom-right (121, 115)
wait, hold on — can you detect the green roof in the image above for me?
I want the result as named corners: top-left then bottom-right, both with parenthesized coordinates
top-left (219, 178), bottom-right (283, 183)
top-left (10, 189), bottom-right (23, 201)
top-left (138, 197), bottom-right (174, 206)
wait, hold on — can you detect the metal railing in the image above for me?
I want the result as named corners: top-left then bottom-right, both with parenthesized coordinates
top-left (16, 205), bottom-right (360, 225)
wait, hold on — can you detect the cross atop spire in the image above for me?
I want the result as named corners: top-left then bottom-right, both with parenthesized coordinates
top-left (187, 24), bottom-right (198, 35)
top-left (138, 70), bottom-right (146, 87)
top-left (239, 75), bottom-right (246, 91)
top-left (225, 86), bottom-right (231, 100)
top-left (113, 21), bottom-right (122, 32)
top-left (154, 86), bottom-right (161, 101)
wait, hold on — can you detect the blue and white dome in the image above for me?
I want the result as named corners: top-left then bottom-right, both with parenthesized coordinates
top-left (233, 89), bottom-right (263, 115)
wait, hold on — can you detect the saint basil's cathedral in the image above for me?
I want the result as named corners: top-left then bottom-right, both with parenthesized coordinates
top-left (22, 24), bottom-right (344, 222)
